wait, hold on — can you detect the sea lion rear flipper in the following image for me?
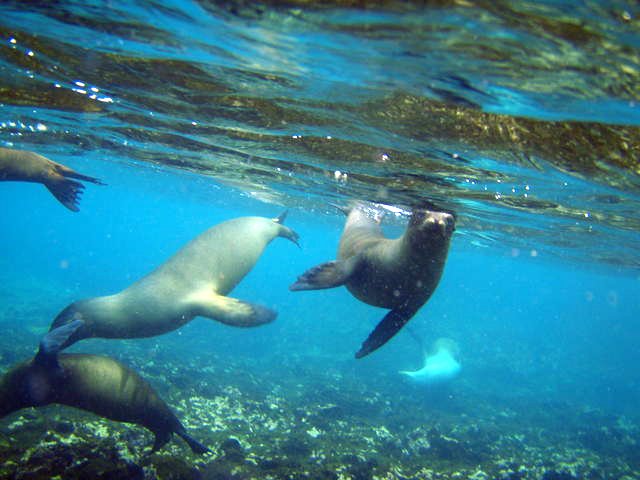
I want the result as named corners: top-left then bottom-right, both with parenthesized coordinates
top-left (150, 431), bottom-right (172, 454)
top-left (355, 307), bottom-right (417, 359)
top-left (193, 293), bottom-right (277, 327)
top-left (177, 430), bottom-right (211, 454)
top-left (45, 163), bottom-right (105, 211)
top-left (45, 177), bottom-right (86, 212)
top-left (273, 211), bottom-right (300, 247)
top-left (35, 319), bottom-right (84, 368)
top-left (56, 163), bottom-right (105, 185)
top-left (289, 258), bottom-right (356, 291)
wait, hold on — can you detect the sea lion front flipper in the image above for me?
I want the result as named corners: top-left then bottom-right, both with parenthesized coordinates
top-left (193, 293), bottom-right (277, 327)
top-left (289, 257), bottom-right (357, 291)
top-left (355, 306), bottom-right (418, 359)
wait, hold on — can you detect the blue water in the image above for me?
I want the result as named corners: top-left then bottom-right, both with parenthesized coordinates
top-left (1, 1), bottom-right (639, 479)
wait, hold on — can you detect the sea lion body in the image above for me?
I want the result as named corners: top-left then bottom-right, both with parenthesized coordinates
top-left (0, 147), bottom-right (103, 211)
top-left (0, 353), bottom-right (208, 453)
top-left (338, 208), bottom-right (449, 309)
top-left (291, 205), bottom-right (454, 358)
top-left (50, 215), bottom-right (298, 350)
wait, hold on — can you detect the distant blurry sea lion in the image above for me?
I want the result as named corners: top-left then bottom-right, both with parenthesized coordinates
top-left (0, 147), bottom-right (104, 211)
top-left (0, 321), bottom-right (209, 454)
top-left (290, 204), bottom-right (454, 358)
top-left (48, 213), bottom-right (299, 352)
top-left (399, 337), bottom-right (461, 384)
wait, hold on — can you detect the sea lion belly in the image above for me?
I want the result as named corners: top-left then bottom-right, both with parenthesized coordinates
top-left (343, 239), bottom-right (441, 309)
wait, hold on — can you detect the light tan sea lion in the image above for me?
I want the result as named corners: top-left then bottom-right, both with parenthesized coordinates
top-left (0, 147), bottom-right (104, 211)
top-left (48, 213), bottom-right (299, 352)
top-left (290, 204), bottom-right (455, 358)
top-left (0, 322), bottom-right (209, 453)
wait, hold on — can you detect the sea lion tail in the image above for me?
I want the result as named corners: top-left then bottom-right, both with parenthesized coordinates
top-left (35, 319), bottom-right (84, 368)
top-left (177, 430), bottom-right (211, 454)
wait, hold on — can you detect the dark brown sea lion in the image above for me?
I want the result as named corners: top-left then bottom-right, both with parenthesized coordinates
top-left (0, 322), bottom-right (209, 454)
top-left (48, 214), bottom-right (299, 353)
top-left (0, 147), bottom-right (104, 211)
top-left (290, 204), bottom-right (455, 358)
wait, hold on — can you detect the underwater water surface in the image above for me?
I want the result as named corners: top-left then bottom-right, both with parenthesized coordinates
top-left (0, 1), bottom-right (639, 479)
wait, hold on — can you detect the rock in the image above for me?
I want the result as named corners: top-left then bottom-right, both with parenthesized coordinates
top-left (152, 456), bottom-right (201, 480)
top-left (220, 437), bottom-right (245, 463)
top-left (53, 421), bottom-right (75, 435)
top-left (542, 471), bottom-right (577, 480)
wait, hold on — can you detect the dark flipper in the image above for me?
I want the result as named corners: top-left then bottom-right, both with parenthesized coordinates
top-left (289, 259), bottom-right (355, 291)
top-left (273, 210), bottom-right (288, 224)
top-left (60, 168), bottom-right (105, 185)
top-left (355, 307), bottom-right (417, 359)
top-left (45, 178), bottom-right (86, 212)
top-left (177, 430), bottom-right (211, 454)
top-left (47, 164), bottom-right (105, 211)
top-left (273, 210), bottom-right (300, 247)
top-left (279, 225), bottom-right (300, 247)
top-left (150, 429), bottom-right (210, 455)
top-left (35, 319), bottom-right (84, 368)
top-left (151, 431), bottom-right (172, 454)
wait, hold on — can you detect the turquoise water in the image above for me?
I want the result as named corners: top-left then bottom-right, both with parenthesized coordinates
top-left (1, 1), bottom-right (639, 479)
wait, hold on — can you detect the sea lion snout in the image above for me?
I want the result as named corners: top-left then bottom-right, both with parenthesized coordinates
top-left (415, 210), bottom-right (455, 237)
top-left (432, 211), bottom-right (455, 235)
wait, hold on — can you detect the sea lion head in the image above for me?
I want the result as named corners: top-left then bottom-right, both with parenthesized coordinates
top-left (408, 209), bottom-right (456, 245)
top-left (0, 360), bottom-right (54, 418)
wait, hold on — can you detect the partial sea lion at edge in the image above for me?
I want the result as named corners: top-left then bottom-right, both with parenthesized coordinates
top-left (0, 321), bottom-right (210, 454)
top-left (290, 203), bottom-right (455, 358)
top-left (0, 147), bottom-right (105, 211)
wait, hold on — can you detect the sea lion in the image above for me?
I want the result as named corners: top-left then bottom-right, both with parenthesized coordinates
top-left (0, 147), bottom-right (104, 211)
top-left (48, 213), bottom-right (299, 352)
top-left (290, 204), bottom-right (455, 358)
top-left (0, 321), bottom-right (209, 454)
top-left (399, 338), bottom-right (461, 384)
